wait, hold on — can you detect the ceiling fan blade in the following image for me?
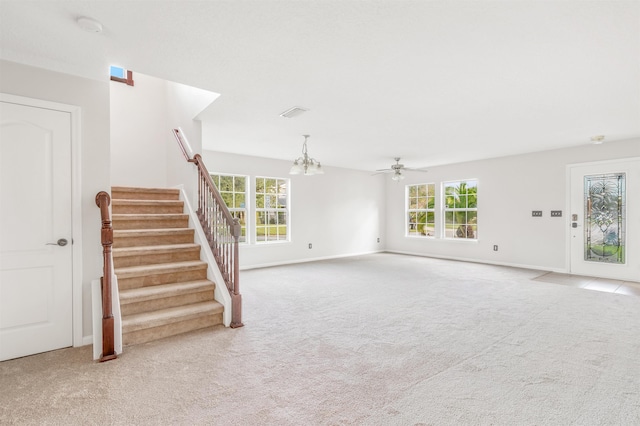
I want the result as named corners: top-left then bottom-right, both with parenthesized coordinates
top-left (374, 158), bottom-right (427, 175)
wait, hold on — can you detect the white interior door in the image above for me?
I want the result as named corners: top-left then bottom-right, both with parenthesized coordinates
top-left (569, 158), bottom-right (640, 281)
top-left (0, 101), bottom-right (73, 361)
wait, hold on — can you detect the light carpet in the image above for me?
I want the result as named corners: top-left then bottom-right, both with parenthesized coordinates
top-left (1, 253), bottom-right (639, 425)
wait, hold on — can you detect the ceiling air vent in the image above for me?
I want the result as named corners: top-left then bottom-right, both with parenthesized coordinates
top-left (279, 106), bottom-right (308, 118)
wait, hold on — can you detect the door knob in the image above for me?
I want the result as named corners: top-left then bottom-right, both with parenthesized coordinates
top-left (46, 238), bottom-right (68, 247)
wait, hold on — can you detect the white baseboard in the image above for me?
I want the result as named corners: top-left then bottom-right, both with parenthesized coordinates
top-left (240, 250), bottom-right (385, 270)
top-left (242, 249), bottom-right (565, 274)
top-left (384, 250), bottom-right (567, 274)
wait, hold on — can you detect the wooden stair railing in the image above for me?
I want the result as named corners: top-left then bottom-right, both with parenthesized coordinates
top-left (173, 128), bottom-right (243, 328)
top-left (95, 191), bottom-right (117, 361)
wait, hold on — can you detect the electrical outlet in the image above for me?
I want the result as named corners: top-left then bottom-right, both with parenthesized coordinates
top-left (308, 243), bottom-right (312, 249)
top-left (377, 237), bottom-right (380, 243)
top-left (493, 245), bottom-right (498, 251)
top-left (532, 211), bottom-right (542, 217)
top-left (550, 210), bottom-right (562, 217)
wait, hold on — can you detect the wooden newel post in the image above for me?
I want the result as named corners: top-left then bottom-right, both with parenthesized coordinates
top-left (230, 219), bottom-right (243, 328)
top-left (95, 191), bottom-right (117, 362)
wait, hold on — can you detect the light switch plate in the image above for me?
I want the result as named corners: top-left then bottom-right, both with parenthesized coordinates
top-left (551, 210), bottom-right (562, 217)
top-left (532, 211), bottom-right (542, 217)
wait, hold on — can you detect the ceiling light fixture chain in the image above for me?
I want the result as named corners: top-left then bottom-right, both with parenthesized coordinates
top-left (289, 135), bottom-right (324, 176)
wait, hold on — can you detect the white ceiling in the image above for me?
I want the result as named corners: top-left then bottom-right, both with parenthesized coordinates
top-left (1, 1), bottom-right (638, 171)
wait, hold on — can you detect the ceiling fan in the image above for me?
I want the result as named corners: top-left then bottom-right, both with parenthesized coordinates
top-left (373, 157), bottom-right (428, 181)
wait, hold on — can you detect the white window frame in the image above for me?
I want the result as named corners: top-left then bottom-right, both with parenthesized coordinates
top-left (406, 183), bottom-right (436, 238)
top-left (443, 179), bottom-right (478, 240)
top-left (255, 176), bottom-right (290, 244)
top-left (210, 173), bottom-right (249, 244)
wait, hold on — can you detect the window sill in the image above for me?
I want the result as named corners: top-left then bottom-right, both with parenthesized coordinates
top-left (246, 240), bottom-right (292, 246)
top-left (405, 236), bottom-right (478, 243)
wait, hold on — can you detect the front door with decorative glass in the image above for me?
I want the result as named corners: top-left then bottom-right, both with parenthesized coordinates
top-left (569, 158), bottom-right (640, 281)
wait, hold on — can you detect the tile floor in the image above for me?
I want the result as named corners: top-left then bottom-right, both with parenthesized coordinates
top-left (533, 272), bottom-right (640, 297)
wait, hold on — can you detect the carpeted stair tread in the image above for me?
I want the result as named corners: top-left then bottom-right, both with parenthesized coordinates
top-left (112, 199), bottom-right (184, 206)
top-left (111, 186), bottom-right (180, 200)
top-left (112, 228), bottom-right (195, 248)
top-left (112, 186), bottom-right (180, 194)
top-left (113, 213), bottom-right (189, 219)
top-left (115, 260), bottom-right (207, 277)
top-left (122, 300), bottom-right (223, 333)
top-left (114, 228), bottom-right (194, 236)
top-left (119, 280), bottom-right (215, 305)
top-left (113, 243), bottom-right (201, 256)
top-left (112, 243), bottom-right (201, 267)
top-left (112, 199), bottom-right (185, 214)
top-left (112, 213), bottom-right (189, 230)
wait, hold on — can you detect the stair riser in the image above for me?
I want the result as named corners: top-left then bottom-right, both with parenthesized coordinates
top-left (123, 314), bottom-right (222, 346)
top-left (111, 188), bottom-right (180, 201)
top-left (113, 231), bottom-right (195, 248)
top-left (113, 217), bottom-right (189, 230)
top-left (121, 290), bottom-right (215, 316)
top-left (114, 248), bottom-right (201, 268)
top-left (112, 204), bottom-right (184, 214)
top-left (118, 268), bottom-right (208, 290)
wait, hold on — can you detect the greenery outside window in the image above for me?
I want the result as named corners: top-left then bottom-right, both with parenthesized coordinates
top-left (255, 177), bottom-right (289, 243)
top-left (407, 183), bottom-right (435, 237)
top-left (443, 179), bottom-right (478, 239)
top-left (210, 174), bottom-right (247, 243)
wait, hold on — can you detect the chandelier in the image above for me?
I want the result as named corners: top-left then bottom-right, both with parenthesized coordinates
top-left (289, 135), bottom-right (324, 175)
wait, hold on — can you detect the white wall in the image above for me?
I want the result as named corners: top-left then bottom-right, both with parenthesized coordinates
top-left (110, 72), bottom-right (218, 203)
top-left (110, 74), bottom-right (168, 188)
top-left (0, 60), bottom-right (110, 340)
top-left (385, 138), bottom-right (640, 272)
top-left (165, 80), bottom-right (219, 206)
top-left (200, 150), bottom-right (386, 269)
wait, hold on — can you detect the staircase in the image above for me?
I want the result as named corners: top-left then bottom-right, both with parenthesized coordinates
top-left (111, 186), bottom-right (224, 346)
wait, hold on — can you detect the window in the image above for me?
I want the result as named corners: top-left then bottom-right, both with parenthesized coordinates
top-left (109, 65), bottom-right (134, 86)
top-left (210, 174), bottom-right (248, 243)
top-left (255, 177), bottom-right (289, 243)
top-left (443, 180), bottom-right (478, 239)
top-left (407, 183), bottom-right (435, 237)
top-left (584, 173), bottom-right (625, 264)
